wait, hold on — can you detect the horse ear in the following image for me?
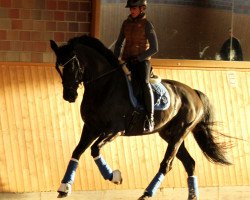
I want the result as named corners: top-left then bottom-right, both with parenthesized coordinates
top-left (50, 40), bottom-right (58, 53)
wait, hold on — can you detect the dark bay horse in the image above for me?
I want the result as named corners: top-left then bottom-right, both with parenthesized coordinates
top-left (50, 35), bottom-right (231, 200)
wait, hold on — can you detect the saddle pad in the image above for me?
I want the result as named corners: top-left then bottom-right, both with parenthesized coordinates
top-left (151, 82), bottom-right (170, 110)
top-left (125, 76), bottom-right (170, 111)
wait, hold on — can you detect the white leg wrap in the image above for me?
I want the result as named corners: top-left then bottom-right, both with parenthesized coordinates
top-left (112, 170), bottom-right (122, 185)
top-left (57, 183), bottom-right (72, 196)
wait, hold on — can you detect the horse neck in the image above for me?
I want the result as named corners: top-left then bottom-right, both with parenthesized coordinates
top-left (84, 60), bottom-right (119, 86)
top-left (84, 66), bottom-right (123, 93)
top-left (82, 69), bottom-right (130, 115)
top-left (77, 45), bottom-right (128, 100)
top-left (78, 45), bottom-right (117, 83)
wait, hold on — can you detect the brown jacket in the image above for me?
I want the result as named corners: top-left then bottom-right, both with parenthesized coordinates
top-left (122, 14), bottom-right (150, 61)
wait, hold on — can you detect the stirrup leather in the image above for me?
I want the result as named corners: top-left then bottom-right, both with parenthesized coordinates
top-left (144, 116), bottom-right (154, 132)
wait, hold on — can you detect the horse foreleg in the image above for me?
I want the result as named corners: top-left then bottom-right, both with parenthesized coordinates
top-left (176, 143), bottom-right (199, 200)
top-left (91, 132), bottom-right (123, 185)
top-left (57, 158), bottom-right (78, 198)
top-left (93, 155), bottom-right (122, 184)
top-left (57, 126), bottom-right (98, 198)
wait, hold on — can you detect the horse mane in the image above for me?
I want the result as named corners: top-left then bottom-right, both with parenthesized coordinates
top-left (67, 35), bottom-right (120, 68)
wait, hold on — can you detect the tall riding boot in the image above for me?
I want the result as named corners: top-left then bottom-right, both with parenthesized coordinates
top-left (144, 83), bottom-right (154, 132)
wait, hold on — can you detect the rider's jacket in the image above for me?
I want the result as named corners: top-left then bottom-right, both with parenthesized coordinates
top-left (114, 13), bottom-right (158, 62)
top-left (122, 14), bottom-right (149, 61)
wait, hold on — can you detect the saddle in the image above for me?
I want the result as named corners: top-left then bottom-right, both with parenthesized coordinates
top-left (123, 66), bottom-right (170, 111)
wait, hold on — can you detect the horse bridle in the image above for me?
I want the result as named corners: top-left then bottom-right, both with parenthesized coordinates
top-left (56, 55), bottom-right (119, 85)
top-left (56, 55), bottom-right (83, 79)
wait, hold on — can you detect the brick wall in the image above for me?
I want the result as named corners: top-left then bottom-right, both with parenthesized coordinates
top-left (0, 0), bottom-right (92, 63)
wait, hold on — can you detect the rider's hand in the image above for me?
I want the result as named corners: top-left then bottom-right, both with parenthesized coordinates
top-left (128, 56), bottom-right (139, 65)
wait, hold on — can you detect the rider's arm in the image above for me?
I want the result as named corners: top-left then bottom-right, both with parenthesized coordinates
top-left (114, 22), bottom-right (125, 59)
top-left (138, 21), bottom-right (159, 62)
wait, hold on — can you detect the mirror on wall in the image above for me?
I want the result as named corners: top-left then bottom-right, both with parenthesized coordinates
top-left (231, 0), bottom-right (250, 61)
top-left (100, 0), bottom-right (249, 61)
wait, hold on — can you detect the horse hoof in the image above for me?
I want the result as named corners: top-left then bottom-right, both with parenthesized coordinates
top-left (112, 170), bottom-right (123, 185)
top-left (57, 183), bottom-right (71, 198)
top-left (138, 194), bottom-right (149, 200)
top-left (188, 188), bottom-right (198, 199)
top-left (57, 192), bottom-right (68, 198)
top-left (188, 195), bottom-right (198, 200)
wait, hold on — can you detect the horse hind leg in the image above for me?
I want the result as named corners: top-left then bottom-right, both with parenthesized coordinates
top-left (138, 140), bottom-right (181, 200)
top-left (138, 116), bottom-right (200, 200)
top-left (176, 142), bottom-right (199, 200)
top-left (138, 128), bottom-right (184, 199)
top-left (139, 142), bottom-right (199, 200)
top-left (91, 132), bottom-right (123, 185)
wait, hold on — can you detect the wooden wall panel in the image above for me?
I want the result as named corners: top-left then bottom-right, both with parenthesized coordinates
top-left (152, 60), bottom-right (250, 187)
top-left (0, 60), bottom-right (249, 193)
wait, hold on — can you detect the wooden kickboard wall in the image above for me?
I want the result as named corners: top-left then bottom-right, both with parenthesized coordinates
top-left (0, 60), bottom-right (249, 193)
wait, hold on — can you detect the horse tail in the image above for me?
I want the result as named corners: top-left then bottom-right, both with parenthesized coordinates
top-left (192, 90), bottom-right (232, 165)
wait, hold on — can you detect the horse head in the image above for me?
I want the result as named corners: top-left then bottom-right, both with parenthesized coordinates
top-left (50, 35), bottom-right (121, 103)
top-left (50, 40), bottom-right (85, 103)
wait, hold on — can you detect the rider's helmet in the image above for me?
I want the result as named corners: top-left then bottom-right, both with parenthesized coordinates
top-left (125, 0), bottom-right (147, 8)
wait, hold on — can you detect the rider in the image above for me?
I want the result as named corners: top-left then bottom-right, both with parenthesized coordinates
top-left (114, 0), bottom-right (158, 132)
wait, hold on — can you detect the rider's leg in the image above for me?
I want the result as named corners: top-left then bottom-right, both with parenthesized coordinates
top-left (128, 60), bottom-right (154, 131)
top-left (144, 82), bottom-right (154, 131)
top-left (138, 60), bottom-right (154, 131)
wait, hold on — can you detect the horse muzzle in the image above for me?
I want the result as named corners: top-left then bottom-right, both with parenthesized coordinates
top-left (63, 88), bottom-right (78, 103)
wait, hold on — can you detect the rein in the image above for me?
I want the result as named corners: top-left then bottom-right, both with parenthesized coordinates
top-left (85, 67), bottom-right (119, 84)
top-left (60, 55), bottom-right (79, 67)
top-left (56, 55), bottom-right (120, 85)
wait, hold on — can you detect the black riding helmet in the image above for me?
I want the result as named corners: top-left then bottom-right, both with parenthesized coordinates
top-left (125, 0), bottom-right (147, 8)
